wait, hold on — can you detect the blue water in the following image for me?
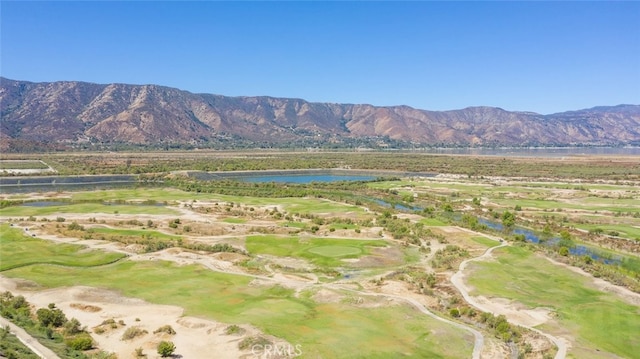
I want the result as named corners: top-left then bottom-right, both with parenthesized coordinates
top-left (240, 174), bottom-right (376, 184)
top-left (478, 218), bottom-right (620, 264)
top-left (22, 201), bottom-right (70, 207)
top-left (371, 198), bottom-right (422, 211)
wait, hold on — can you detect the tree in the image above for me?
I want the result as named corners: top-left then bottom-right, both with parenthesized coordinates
top-left (559, 246), bottom-right (569, 256)
top-left (157, 341), bottom-right (176, 357)
top-left (36, 304), bottom-right (67, 327)
top-left (63, 318), bottom-right (83, 335)
top-left (513, 234), bottom-right (526, 242)
top-left (501, 211), bottom-right (515, 228)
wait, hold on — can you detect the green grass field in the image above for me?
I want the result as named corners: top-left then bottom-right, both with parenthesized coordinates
top-left (492, 197), bottom-right (640, 213)
top-left (222, 218), bottom-right (247, 224)
top-left (0, 202), bottom-right (179, 216)
top-left (0, 224), bottom-right (126, 271)
top-left (307, 245), bottom-right (362, 257)
top-left (419, 218), bottom-right (447, 226)
top-left (466, 245), bottom-right (640, 358)
top-left (573, 223), bottom-right (640, 240)
top-left (3, 258), bottom-right (472, 358)
top-left (246, 235), bottom-right (388, 267)
top-left (71, 188), bottom-right (208, 202)
top-left (0, 160), bottom-right (50, 170)
top-left (70, 188), bottom-right (369, 216)
top-left (469, 236), bottom-right (501, 248)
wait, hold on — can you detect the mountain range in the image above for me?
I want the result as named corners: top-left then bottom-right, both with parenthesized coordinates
top-left (1, 77), bottom-right (639, 151)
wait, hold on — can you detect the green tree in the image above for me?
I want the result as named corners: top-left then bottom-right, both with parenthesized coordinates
top-left (513, 234), bottom-right (526, 242)
top-left (501, 211), bottom-right (515, 228)
top-left (66, 334), bottom-right (93, 350)
top-left (157, 341), bottom-right (176, 357)
top-left (63, 318), bottom-right (83, 335)
top-left (559, 247), bottom-right (569, 256)
top-left (36, 304), bottom-right (67, 327)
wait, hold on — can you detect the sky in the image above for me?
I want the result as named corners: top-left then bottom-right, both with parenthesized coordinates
top-left (1, 1), bottom-right (639, 114)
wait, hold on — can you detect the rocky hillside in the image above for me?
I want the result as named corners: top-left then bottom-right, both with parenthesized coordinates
top-left (1, 77), bottom-right (639, 150)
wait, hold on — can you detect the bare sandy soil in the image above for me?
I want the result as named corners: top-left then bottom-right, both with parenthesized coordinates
top-left (0, 277), bottom-right (290, 359)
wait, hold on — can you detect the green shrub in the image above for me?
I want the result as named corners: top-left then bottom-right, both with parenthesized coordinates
top-left (224, 324), bottom-right (245, 335)
top-left (153, 325), bottom-right (176, 335)
top-left (66, 334), bottom-right (93, 350)
top-left (63, 318), bottom-right (83, 335)
top-left (121, 326), bottom-right (147, 340)
top-left (157, 341), bottom-right (176, 357)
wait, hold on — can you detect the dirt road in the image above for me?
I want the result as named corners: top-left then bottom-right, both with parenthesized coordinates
top-left (0, 316), bottom-right (61, 359)
top-left (450, 241), bottom-right (568, 359)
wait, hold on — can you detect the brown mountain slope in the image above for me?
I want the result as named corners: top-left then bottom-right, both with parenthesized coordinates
top-left (1, 77), bottom-right (639, 149)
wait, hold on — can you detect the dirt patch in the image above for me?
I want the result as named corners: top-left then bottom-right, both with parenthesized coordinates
top-left (364, 280), bottom-right (439, 308)
top-left (0, 276), bottom-right (291, 359)
top-left (311, 288), bottom-right (345, 303)
top-left (70, 303), bottom-right (102, 312)
top-left (474, 296), bottom-right (553, 327)
top-left (349, 246), bottom-right (404, 268)
top-left (480, 336), bottom-right (511, 359)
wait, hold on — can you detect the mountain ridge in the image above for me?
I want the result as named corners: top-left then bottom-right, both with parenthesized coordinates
top-left (1, 77), bottom-right (639, 151)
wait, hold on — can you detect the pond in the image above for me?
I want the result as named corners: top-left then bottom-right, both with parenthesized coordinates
top-left (22, 201), bottom-right (71, 207)
top-left (370, 198), bottom-right (422, 211)
top-left (0, 175), bottom-right (139, 194)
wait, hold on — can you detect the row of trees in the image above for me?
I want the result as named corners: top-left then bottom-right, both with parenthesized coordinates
top-left (0, 292), bottom-right (99, 358)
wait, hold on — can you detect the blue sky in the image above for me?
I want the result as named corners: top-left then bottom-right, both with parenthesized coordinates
top-left (1, 1), bottom-right (638, 114)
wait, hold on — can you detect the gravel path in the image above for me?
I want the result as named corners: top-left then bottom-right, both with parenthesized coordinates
top-left (0, 316), bottom-right (61, 359)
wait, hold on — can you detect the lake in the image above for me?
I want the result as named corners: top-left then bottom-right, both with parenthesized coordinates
top-left (0, 175), bottom-right (139, 194)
